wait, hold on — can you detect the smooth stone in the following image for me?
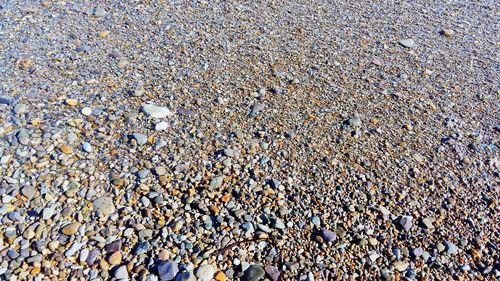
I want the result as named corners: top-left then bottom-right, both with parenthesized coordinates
top-left (142, 104), bottom-right (174, 119)
top-left (398, 39), bottom-right (415, 48)
top-left (242, 265), bottom-right (265, 281)
top-left (21, 186), bottom-right (36, 199)
top-left (61, 222), bottom-right (80, 235)
top-left (93, 196), bottom-right (116, 217)
top-left (445, 241), bottom-right (458, 255)
top-left (157, 260), bottom-right (178, 281)
top-left (250, 103), bottom-right (265, 116)
top-left (82, 142), bottom-right (92, 152)
top-left (81, 107), bottom-right (92, 116)
top-left (209, 176), bottom-right (223, 190)
top-left (132, 133), bottom-right (148, 145)
top-left (348, 116), bottom-right (362, 127)
top-left (65, 242), bottom-right (84, 257)
top-left (264, 265), bottom-right (280, 281)
top-left (195, 264), bottom-right (215, 281)
top-left (114, 265), bottom-right (129, 280)
top-left (399, 216), bottom-right (413, 231)
top-left (393, 261), bottom-right (409, 272)
top-left (321, 229), bottom-right (337, 242)
top-left (155, 121), bottom-right (168, 131)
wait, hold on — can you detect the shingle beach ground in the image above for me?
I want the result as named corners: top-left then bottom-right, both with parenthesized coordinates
top-left (0, 0), bottom-right (499, 280)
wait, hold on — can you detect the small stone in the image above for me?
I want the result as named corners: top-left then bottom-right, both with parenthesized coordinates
top-left (421, 218), bottom-right (434, 229)
top-left (66, 99), bottom-right (78, 106)
top-left (114, 265), bottom-right (129, 280)
top-left (348, 116), bottom-right (362, 127)
top-left (106, 240), bottom-right (122, 253)
top-left (93, 196), bottom-right (116, 217)
top-left (142, 104), bottom-right (174, 119)
top-left (42, 207), bottom-right (54, 220)
top-left (264, 265), bottom-right (280, 281)
top-left (155, 121), bottom-right (168, 131)
top-left (209, 176), bottom-right (223, 190)
top-left (82, 142), bottom-right (92, 152)
top-left (62, 222), bottom-right (81, 235)
top-left (399, 216), bottom-right (413, 231)
top-left (132, 133), bottom-right (148, 145)
top-left (93, 7), bottom-right (106, 17)
top-left (250, 103), bottom-right (265, 117)
top-left (398, 39), bottom-right (415, 48)
top-left (157, 260), bottom-right (178, 281)
top-left (242, 265), bottom-right (265, 281)
top-left (14, 103), bottom-right (28, 115)
top-left (195, 264), bottom-right (216, 281)
top-left (321, 229), bottom-right (337, 242)
top-left (21, 186), bottom-right (36, 199)
top-left (60, 144), bottom-right (73, 154)
top-left (81, 107), bottom-right (92, 116)
top-left (441, 29), bottom-right (455, 37)
top-left (214, 271), bottom-right (227, 281)
top-left (445, 241), bottom-right (458, 255)
top-left (393, 261), bottom-right (409, 272)
top-left (108, 251), bottom-right (122, 265)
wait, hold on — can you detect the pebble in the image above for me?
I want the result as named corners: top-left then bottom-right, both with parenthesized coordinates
top-left (445, 241), bottom-right (458, 255)
top-left (132, 133), bottom-right (148, 145)
top-left (82, 142), bottom-right (92, 152)
top-left (157, 261), bottom-right (178, 281)
top-left (81, 107), bottom-right (92, 116)
top-left (195, 264), bottom-right (216, 281)
top-left (142, 104), bottom-right (174, 119)
top-left (393, 261), bottom-right (409, 272)
top-left (93, 196), bottom-right (116, 216)
top-left (398, 38), bottom-right (415, 48)
top-left (264, 265), bottom-right (280, 281)
top-left (321, 229), bottom-right (337, 242)
top-left (348, 116), bottom-right (362, 127)
top-left (114, 265), bottom-right (129, 280)
top-left (61, 222), bottom-right (81, 235)
top-left (399, 216), bottom-right (413, 231)
top-left (242, 265), bottom-right (265, 281)
top-left (155, 121), bottom-right (168, 131)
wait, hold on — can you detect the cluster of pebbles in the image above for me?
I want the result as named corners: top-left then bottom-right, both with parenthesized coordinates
top-left (0, 1), bottom-right (498, 280)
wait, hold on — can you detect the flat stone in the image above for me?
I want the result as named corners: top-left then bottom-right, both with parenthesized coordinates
top-left (155, 121), bottom-right (168, 131)
top-left (195, 264), bottom-right (215, 281)
top-left (398, 38), bottom-right (415, 48)
top-left (264, 265), bottom-right (280, 281)
top-left (132, 133), bottom-right (148, 145)
top-left (81, 107), bottom-right (92, 116)
top-left (209, 176), bottom-right (223, 190)
top-left (393, 261), bottom-right (409, 272)
top-left (321, 229), bottom-right (337, 242)
top-left (348, 116), bottom-right (362, 127)
top-left (61, 222), bottom-right (81, 235)
top-left (157, 260), bottom-right (178, 281)
top-left (142, 104), bottom-right (174, 119)
top-left (93, 196), bottom-right (116, 217)
top-left (242, 265), bottom-right (265, 281)
top-left (250, 103), bottom-right (265, 117)
top-left (82, 142), bottom-right (92, 152)
top-left (114, 265), bottom-right (129, 280)
top-left (399, 216), bottom-right (413, 231)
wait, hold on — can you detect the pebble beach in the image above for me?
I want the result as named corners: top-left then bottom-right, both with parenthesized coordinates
top-left (0, 1), bottom-right (499, 280)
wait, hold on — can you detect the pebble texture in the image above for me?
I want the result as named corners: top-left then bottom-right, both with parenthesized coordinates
top-left (0, 1), bottom-right (498, 280)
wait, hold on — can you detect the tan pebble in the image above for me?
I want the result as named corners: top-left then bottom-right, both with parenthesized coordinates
top-left (61, 222), bottom-right (80, 235)
top-left (65, 99), bottom-right (78, 106)
top-left (99, 30), bottom-right (110, 38)
top-left (108, 251), bottom-right (122, 265)
top-left (60, 144), bottom-right (73, 154)
top-left (215, 271), bottom-right (227, 281)
top-left (158, 249), bottom-right (170, 261)
top-left (100, 259), bottom-right (110, 271)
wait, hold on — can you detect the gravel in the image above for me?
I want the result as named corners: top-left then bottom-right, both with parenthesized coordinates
top-left (0, 0), bottom-right (498, 280)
